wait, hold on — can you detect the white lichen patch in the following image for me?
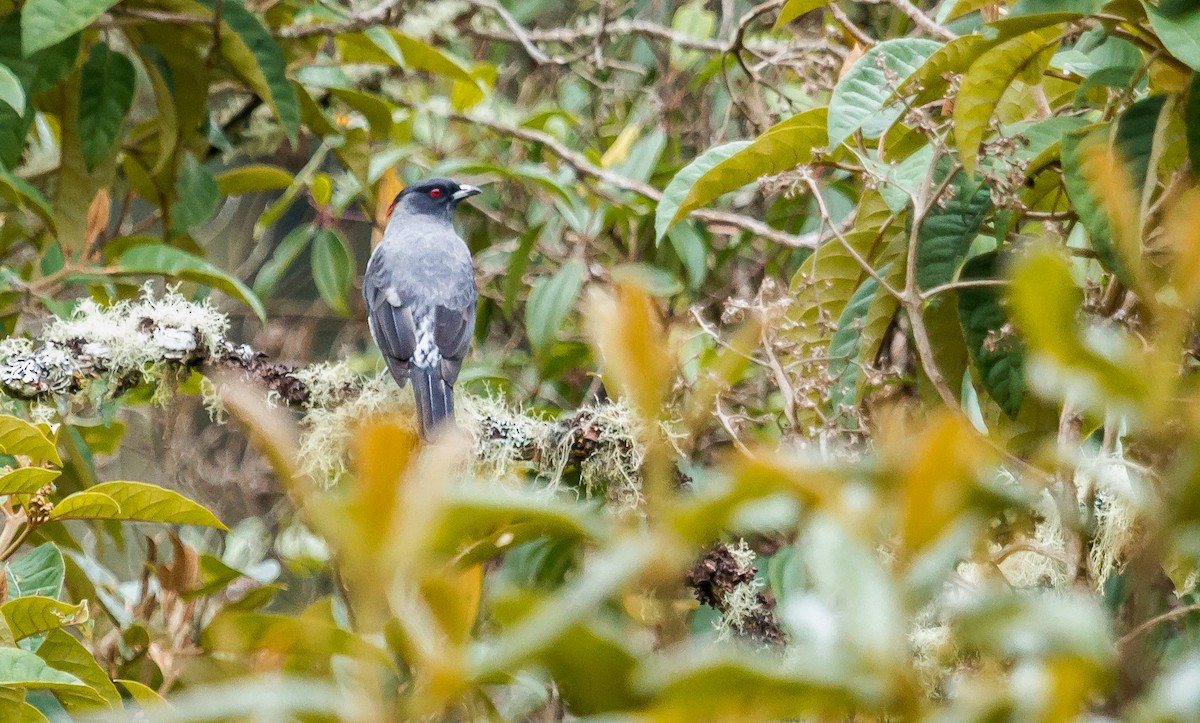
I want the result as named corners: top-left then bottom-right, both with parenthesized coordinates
top-left (713, 540), bottom-right (763, 642)
top-left (41, 285), bottom-right (228, 379)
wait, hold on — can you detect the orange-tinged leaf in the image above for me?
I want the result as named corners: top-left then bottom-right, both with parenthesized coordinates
top-left (1081, 142), bottom-right (1143, 289)
top-left (84, 188), bottom-right (110, 250)
top-left (892, 411), bottom-right (995, 556)
top-left (374, 167), bottom-right (404, 246)
top-left (586, 283), bottom-right (673, 426)
top-left (420, 564), bottom-right (483, 645)
top-left (1166, 187), bottom-right (1200, 307)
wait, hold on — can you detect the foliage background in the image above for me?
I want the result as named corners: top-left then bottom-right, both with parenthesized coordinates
top-left (1, 0), bottom-right (1200, 720)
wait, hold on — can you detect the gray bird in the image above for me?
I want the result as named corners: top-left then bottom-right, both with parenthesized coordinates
top-left (364, 177), bottom-right (481, 440)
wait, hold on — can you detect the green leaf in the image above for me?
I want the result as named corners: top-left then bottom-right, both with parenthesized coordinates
top-left (215, 164), bottom-right (294, 196)
top-left (900, 35), bottom-right (994, 106)
top-left (36, 629), bottom-right (120, 710)
top-left (388, 30), bottom-right (476, 85)
top-left (915, 170), bottom-right (993, 293)
top-left (0, 468), bottom-right (59, 495)
top-left (0, 647), bottom-right (99, 699)
top-left (774, 0), bottom-right (835, 27)
top-left (670, 107), bottom-right (830, 225)
top-left (958, 252), bottom-right (1025, 418)
top-left (170, 153), bottom-right (219, 231)
top-left (1113, 94), bottom-right (1168, 197)
top-left (48, 492), bottom-right (119, 521)
top-left (954, 26), bottom-right (1065, 174)
top-left (656, 141), bottom-right (750, 242)
top-left (1009, 248), bottom-right (1147, 405)
top-left (203, 610), bottom-right (392, 666)
top-left (115, 679), bottom-right (170, 710)
top-left (78, 43), bottom-right (135, 172)
top-left (526, 260), bottom-right (586, 354)
top-left (115, 244), bottom-right (266, 322)
top-left (1061, 125), bottom-right (1135, 288)
top-left (0, 64), bottom-right (24, 116)
top-left (502, 225), bottom-right (543, 319)
top-left (0, 416), bottom-right (61, 466)
top-left (0, 598), bottom-right (87, 640)
top-left (0, 170), bottom-right (54, 229)
top-left (196, 0), bottom-right (300, 142)
top-left (311, 228), bottom-right (353, 317)
top-left (826, 278), bottom-right (879, 423)
top-left (828, 38), bottom-right (941, 147)
top-left (328, 87), bottom-right (395, 140)
top-left (1146, 2), bottom-right (1200, 71)
top-left (1188, 73), bottom-right (1200, 174)
top-left (53, 481), bottom-right (227, 530)
top-left (253, 225), bottom-right (315, 298)
top-left (7, 544), bottom-right (64, 600)
top-left (20, 0), bottom-right (118, 55)
top-left (427, 487), bottom-right (607, 565)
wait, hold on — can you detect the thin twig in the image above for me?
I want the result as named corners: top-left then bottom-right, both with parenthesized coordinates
top-left (275, 0), bottom-right (405, 39)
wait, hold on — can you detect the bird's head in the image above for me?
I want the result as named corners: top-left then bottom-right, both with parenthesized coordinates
top-left (387, 177), bottom-right (481, 221)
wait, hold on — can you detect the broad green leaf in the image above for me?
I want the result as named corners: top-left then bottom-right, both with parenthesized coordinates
top-left (56, 482), bottom-right (227, 530)
top-left (638, 647), bottom-right (867, 717)
top-left (526, 260), bottom-right (586, 355)
top-left (1146, 2), bottom-right (1200, 71)
top-left (170, 153), bottom-right (219, 231)
top-left (0, 64), bottom-right (23, 115)
top-left (78, 43), bottom-right (135, 172)
top-left (311, 228), bottom-right (353, 317)
top-left (774, 0), bottom-right (834, 27)
top-left (196, 0), bottom-right (300, 142)
top-left (203, 610), bottom-right (391, 666)
top-left (0, 468), bottom-right (59, 495)
top-left (48, 492), bottom-right (119, 521)
top-left (7, 544), bottom-right (64, 600)
top-left (915, 170), bottom-right (993, 293)
top-left (215, 164), bottom-right (294, 196)
top-left (329, 88), bottom-right (395, 140)
top-left (0, 15), bottom-right (79, 168)
top-left (502, 225), bottom-right (543, 319)
top-left (116, 679), bottom-right (169, 709)
top-left (954, 26), bottom-right (1065, 174)
top-left (671, 107), bottom-right (830, 225)
top-left (1189, 73), bottom-right (1200, 174)
top-left (20, 0), bottom-right (118, 55)
top-left (900, 34), bottom-right (994, 107)
top-left (826, 278), bottom-right (879, 424)
top-left (35, 630), bottom-right (120, 710)
top-left (828, 38), bottom-right (941, 147)
top-left (1113, 94), bottom-right (1169, 197)
top-left (958, 252), bottom-right (1024, 418)
top-left (656, 141), bottom-right (750, 242)
top-left (0, 416), bottom-right (61, 466)
top-left (253, 225), bottom-right (315, 298)
top-left (0, 598), bottom-right (87, 640)
top-left (115, 245), bottom-right (266, 322)
top-left (0, 170), bottom-right (54, 229)
top-left (1061, 126), bottom-right (1135, 288)
top-left (389, 30), bottom-right (476, 85)
top-left (0, 647), bottom-right (99, 699)
top-left (136, 43), bottom-right (179, 176)
top-left (426, 487), bottom-right (607, 565)
top-left (1009, 248), bottom-right (1147, 404)
top-left (536, 621), bottom-right (645, 714)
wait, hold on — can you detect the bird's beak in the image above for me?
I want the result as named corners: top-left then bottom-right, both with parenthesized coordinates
top-left (452, 184), bottom-right (482, 201)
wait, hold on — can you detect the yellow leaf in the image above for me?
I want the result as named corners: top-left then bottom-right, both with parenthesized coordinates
top-left (1081, 142), bottom-right (1142, 288)
top-left (420, 563), bottom-right (482, 645)
top-left (374, 167), bottom-right (404, 247)
top-left (84, 188), bottom-right (109, 252)
top-left (1165, 187), bottom-right (1200, 307)
top-left (890, 411), bottom-right (994, 556)
top-left (601, 124), bottom-right (640, 168)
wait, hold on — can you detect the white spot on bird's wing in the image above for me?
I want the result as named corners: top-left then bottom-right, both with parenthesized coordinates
top-left (413, 314), bottom-right (441, 368)
top-left (385, 287), bottom-right (402, 305)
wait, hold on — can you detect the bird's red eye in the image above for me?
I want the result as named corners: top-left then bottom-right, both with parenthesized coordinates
top-left (430, 188), bottom-right (443, 198)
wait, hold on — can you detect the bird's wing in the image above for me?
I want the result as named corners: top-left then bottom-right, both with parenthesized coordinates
top-left (364, 252), bottom-right (418, 373)
top-left (433, 297), bottom-right (476, 385)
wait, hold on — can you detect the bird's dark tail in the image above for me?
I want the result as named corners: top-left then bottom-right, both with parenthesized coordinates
top-left (411, 367), bottom-right (454, 440)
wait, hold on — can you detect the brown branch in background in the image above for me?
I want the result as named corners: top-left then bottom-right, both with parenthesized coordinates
top-left (394, 99), bottom-right (820, 249)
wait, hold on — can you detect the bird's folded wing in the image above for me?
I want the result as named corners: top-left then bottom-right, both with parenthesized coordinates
top-left (433, 300), bottom-right (475, 384)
